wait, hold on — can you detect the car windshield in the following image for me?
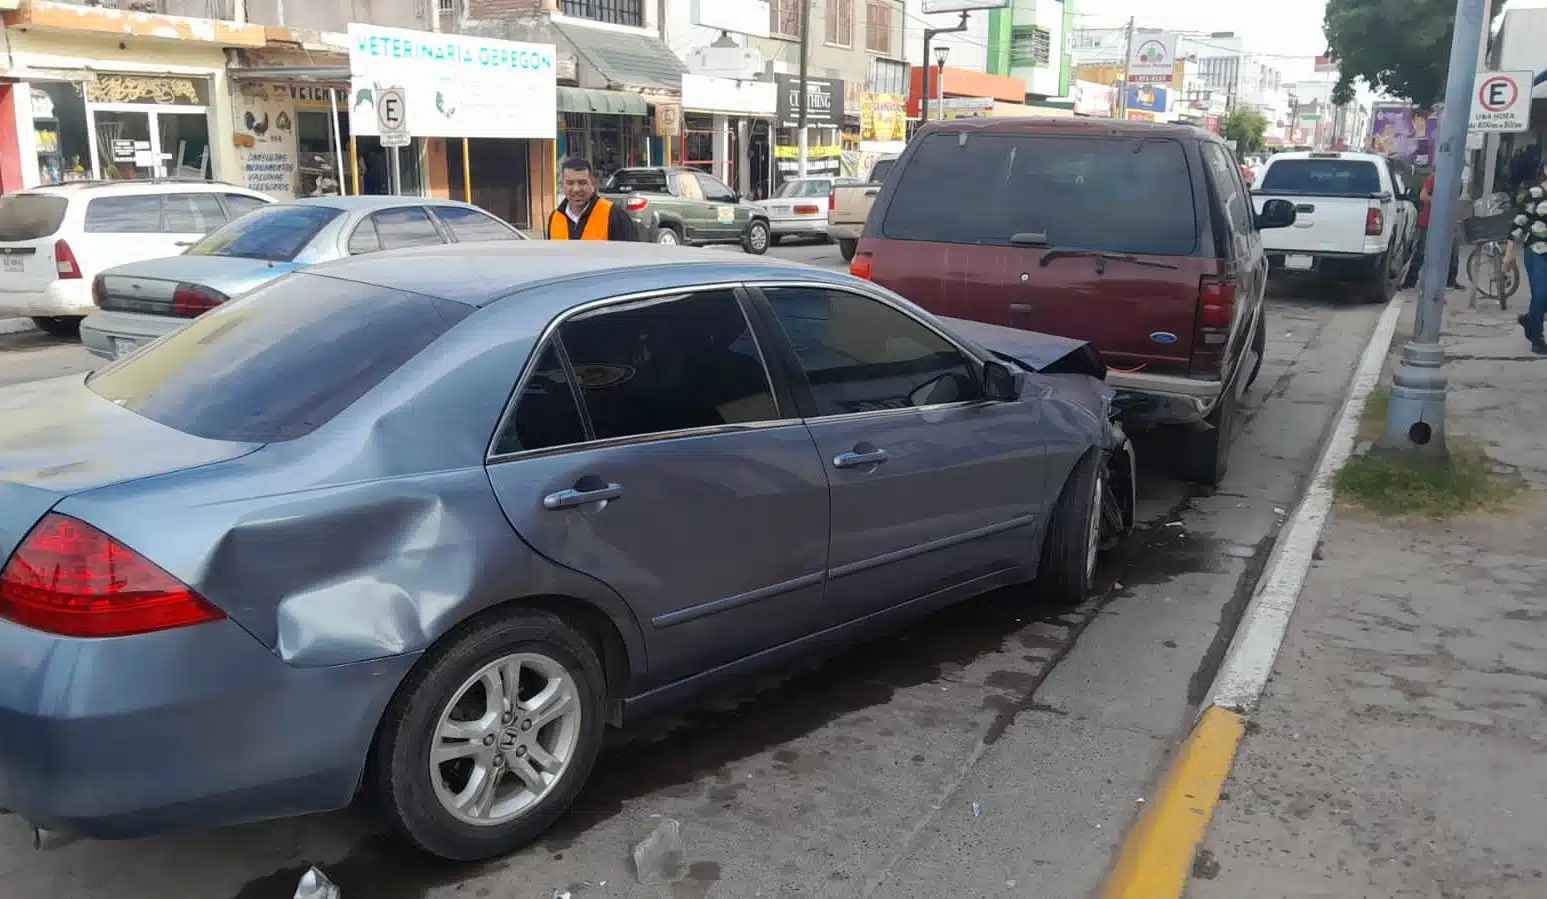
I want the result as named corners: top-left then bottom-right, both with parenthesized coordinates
top-left (86, 272), bottom-right (471, 442)
top-left (185, 204), bottom-right (343, 262)
top-left (774, 180), bottom-right (832, 199)
top-left (879, 133), bottom-right (1198, 256)
top-left (605, 170), bottom-right (670, 193)
top-left (1257, 159), bottom-right (1382, 197)
top-left (0, 193), bottom-right (68, 241)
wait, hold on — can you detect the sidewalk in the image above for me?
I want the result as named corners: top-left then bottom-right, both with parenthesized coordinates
top-left (1187, 292), bottom-right (1547, 897)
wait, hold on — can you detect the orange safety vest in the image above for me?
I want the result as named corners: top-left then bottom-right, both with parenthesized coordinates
top-left (550, 198), bottom-right (614, 241)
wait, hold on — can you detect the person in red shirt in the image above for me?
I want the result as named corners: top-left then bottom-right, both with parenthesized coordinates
top-left (1406, 171), bottom-right (1462, 289)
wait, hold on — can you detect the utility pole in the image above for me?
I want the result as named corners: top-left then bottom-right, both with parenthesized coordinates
top-left (796, 0), bottom-right (812, 178)
top-left (1117, 16), bottom-right (1135, 118)
top-left (921, 12), bottom-right (969, 126)
top-left (1375, 0), bottom-right (1488, 458)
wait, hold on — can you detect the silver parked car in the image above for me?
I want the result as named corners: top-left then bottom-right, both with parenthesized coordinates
top-left (762, 176), bottom-right (857, 245)
top-left (79, 195), bottom-right (524, 359)
top-left (0, 243), bottom-right (1133, 861)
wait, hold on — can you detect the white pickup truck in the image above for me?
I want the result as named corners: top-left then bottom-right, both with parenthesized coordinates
top-left (1251, 151), bottom-right (1420, 303)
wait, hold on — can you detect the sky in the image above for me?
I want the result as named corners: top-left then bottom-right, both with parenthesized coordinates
top-left (1073, 0), bottom-right (1332, 81)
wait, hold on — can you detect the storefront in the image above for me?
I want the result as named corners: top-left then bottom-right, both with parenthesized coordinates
top-left (557, 87), bottom-right (652, 181)
top-left (774, 74), bottom-right (845, 189)
top-left (550, 20), bottom-right (684, 182)
top-left (680, 74), bottom-right (777, 200)
top-left (225, 75), bottom-right (353, 200)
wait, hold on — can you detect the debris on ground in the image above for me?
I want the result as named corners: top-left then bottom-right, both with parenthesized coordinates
top-left (293, 867), bottom-right (341, 899)
top-left (970, 801), bottom-right (982, 818)
top-left (632, 818), bottom-right (687, 885)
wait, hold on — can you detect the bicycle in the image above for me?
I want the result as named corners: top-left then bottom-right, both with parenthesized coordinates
top-left (1466, 238), bottom-right (1520, 306)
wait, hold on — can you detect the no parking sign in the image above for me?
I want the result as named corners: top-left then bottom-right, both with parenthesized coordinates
top-left (1469, 71), bottom-right (1531, 132)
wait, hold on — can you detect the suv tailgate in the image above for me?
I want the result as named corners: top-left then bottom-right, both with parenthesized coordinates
top-left (1253, 157), bottom-right (1387, 254)
top-left (0, 193), bottom-right (69, 298)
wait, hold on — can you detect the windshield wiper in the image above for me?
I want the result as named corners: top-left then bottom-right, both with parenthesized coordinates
top-left (1037, 249), bottom-right (1179, 273)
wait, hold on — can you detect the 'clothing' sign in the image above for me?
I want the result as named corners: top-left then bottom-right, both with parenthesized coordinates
top-left (775, 74), bottom-right (846, 129)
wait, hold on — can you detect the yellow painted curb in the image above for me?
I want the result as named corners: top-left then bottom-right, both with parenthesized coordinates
top-left (1101, 706), bottom-right (1247, 899)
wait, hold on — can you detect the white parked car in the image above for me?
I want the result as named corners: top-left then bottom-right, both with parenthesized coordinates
top-left (0, 180), bottom-right (271, 336)
top-left (760, 176), bottom-right (857, 245)
top-left (1251, 151), bottom-right (1420, 303)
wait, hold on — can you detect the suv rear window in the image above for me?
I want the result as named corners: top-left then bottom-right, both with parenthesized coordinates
top-left (1258, 159), bottom-right (1381, 197)
top-left (0, 194), bottom-right (68, 241)
top-left (880, 134), bottom-right (1198, 256)
top-left (605, 170), bottom-right (670, 193)
top-left (185, 204), bottom-right (342, 262)
top-left (86, 273), bottom-right (471, 442)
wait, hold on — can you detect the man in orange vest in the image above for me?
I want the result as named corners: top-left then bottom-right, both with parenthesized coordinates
top-left (548, 156), bottom-right (637, 241)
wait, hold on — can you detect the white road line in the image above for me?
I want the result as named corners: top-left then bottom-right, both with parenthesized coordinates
top-left (1203, 294), bottom-right (1406, 714)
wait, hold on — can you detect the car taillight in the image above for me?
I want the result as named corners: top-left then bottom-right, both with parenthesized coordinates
top-left (850, 250), bottom-right (873, 280)
top-left (91, 274), bottom-right (107, 309)
top-left (625, 195), bottom-right (648, 212)
top-left (1191, 277), bottom-right (1236, 375)
top-left (54, 239), bottom-right (80, 279)
top-left (170, 283), bottom-right (227, 318)
top-left (828, 191), bottom-right (836, 211)
top-left (0, 513), bottom-right (225, 638)
top-left (1365, 207), bottom-right (1383, 236)
top-left (794, 204), bottom-right (820, 215)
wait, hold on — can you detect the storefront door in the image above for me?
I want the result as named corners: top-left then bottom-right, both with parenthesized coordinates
top-left (89, 105), bottom-right (210, 180)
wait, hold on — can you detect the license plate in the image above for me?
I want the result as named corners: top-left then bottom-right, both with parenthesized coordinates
top-left (1284, 254), bottom-right (1314, 271)
top-left (3, 256), bottom-right (23, 273)
top-left (111, 337), bottom-right (141, 357)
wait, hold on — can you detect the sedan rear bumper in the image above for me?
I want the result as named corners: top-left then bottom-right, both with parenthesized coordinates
top-left (767, 217), bottom-right (828, 237)
top-left (80, 309), bottom-right (183, 360)
top-left (0, 617), bottom-right (415, 839)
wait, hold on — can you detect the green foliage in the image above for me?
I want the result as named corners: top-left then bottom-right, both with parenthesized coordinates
top-left (1220, 109), bottom-right (1269, 154)
top-left (1337, 441), bottom-right (1520, 518)
top-left (1324, 0), bottom-right (1455, 106)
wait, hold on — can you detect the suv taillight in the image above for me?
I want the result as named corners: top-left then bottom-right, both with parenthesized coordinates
top-left (850, 250), bottom-right (873, 280)
top-left (0, 513), bottom-right (226, 637)
top-left (1191, 277), bottom-right (1236, 375)
top-left (170, 283), bottom-right (227, 318)
top-left (54, 239), bottom-right (80, 279)
top-left (625, 195), bottom-right (649, 212)
top-left (1365, 207), bottom-right (1383, 236)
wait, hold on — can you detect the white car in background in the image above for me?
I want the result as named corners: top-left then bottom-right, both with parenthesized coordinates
top-left (759, 176), bottom-right (858, 245)
top-left (0, 180), bottom-right (271, 336)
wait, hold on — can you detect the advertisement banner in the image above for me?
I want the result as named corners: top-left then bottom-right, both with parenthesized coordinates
top-left (775, 74), bottom-right (845, 128)
top-left (1369, 104), bottom-right (1440, 166)
top-left (347, 23), bottom-right (557, 140)
top-left (1073, 80), bottom-right (1115, 117)
top-left (1125, 85), bottom-right (1169, 114)
top-left (860, 93), bottom-right (907, 141)
top-left (232, 82), bottom-right (298, 199)
top-left (773, 143), bottom-right (841, 179)
top-left (941, 96), bottom-right (995, 119)
top-left (1127, 33), bottom-right (1177, 84)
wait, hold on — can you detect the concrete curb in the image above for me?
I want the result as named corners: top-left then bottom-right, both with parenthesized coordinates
top-left (1099, 292), bottom-right (1408, 899)
top-left (0, 318), bottom-right (36, 337)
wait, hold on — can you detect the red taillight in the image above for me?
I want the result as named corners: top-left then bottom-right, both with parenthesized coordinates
top-left (1191, 277), bottom-right (1237, 375)
top-left (828, 190), bottom-right (836, 211)
top-left (625, 195), bottom-right (648, 212)
top-left (849, 250), bottom-right (873, 280)
top-left (1365, 207), bottom-right (1383, 236)
top-left (0, 513), bottom-right (225, 638)
top-left (91, 275), bottom-right (107, 309)
top-left (170, 283), bottom-right (227, 318)
top-left (54, 239), bottom-right (80, 279)
top-left (794, 204), bottom-right (820, 215)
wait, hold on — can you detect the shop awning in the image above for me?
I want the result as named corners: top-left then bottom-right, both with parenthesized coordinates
top-left (555, 23), bottom-right (686, 93)
top-left (228, 66), bottom-right (351, 89)
top-left (557, 86), bottom-right (649, 116)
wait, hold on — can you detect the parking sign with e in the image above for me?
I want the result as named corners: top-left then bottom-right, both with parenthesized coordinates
top-left (377, 86), bottom-right (410, 147)
top-left (1469, 71), bottom-right (1531, 133)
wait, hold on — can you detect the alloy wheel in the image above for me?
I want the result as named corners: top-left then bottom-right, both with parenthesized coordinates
top-left (1085, 467), bottom-right (1105, 582)
top-left (656, 229), bottom-right (679, 246)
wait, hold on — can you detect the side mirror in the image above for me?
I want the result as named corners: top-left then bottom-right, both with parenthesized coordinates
top-left (982, 360), bottom-right (1021, 402)
top-left (730, 192), bottom-right (742, 203)
top-left (1256, 198), bottom-right (1297, 230)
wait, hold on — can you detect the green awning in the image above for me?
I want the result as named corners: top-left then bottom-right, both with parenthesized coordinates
top-left (557, 86), bottom-right (648, 116)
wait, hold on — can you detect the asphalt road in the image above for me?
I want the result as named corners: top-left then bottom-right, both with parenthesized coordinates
top-left (0, 245), bottom-right (1387, 899)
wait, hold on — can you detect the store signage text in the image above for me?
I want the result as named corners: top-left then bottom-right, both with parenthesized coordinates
top-left (775, 74), bottom-right (845, 128)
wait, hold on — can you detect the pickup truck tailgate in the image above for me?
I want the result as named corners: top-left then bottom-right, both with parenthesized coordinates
top-left (1254, 195), bottom-right (1384, 254)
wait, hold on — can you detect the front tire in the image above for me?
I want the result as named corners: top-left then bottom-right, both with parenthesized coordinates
top-left (1040, 451), bottom-right (1106, 604)
top-left (742, 220), bottom-right (771, 255)
top-left (371, 610), bottom-right (608, 861)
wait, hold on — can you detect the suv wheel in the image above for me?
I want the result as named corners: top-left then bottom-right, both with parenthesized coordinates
top-left (838, 239), bottom-right (857, 262)
top-left (1174, 384), bottom-right (1237, 487)
top-left (742, 220), bottom-right (771, 255)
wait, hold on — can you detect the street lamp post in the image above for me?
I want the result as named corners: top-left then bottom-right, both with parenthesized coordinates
top-left (920, 11), bottom-right (968, 126)
top-left (1374, 0), bottom-right (1489, 458)
top-left (934, 45), bottom-right (950, 121)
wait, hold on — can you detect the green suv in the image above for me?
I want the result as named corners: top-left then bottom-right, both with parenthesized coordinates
top-left (602, 167), bottom-right (772, 254)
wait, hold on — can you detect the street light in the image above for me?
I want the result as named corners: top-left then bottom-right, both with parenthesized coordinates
top-left (934, 45), bottom-right (950, 122)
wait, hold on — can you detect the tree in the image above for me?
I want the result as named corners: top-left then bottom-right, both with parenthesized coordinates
top-left (1323, 0), bottom-right (1454, 106)
top-left (1221, 109), bottom-right (1269, 154)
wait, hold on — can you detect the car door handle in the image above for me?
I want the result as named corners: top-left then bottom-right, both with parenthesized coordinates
top-left (864, 189), bottom-right (879, 196)
top-left (834, 448), bottom-right (889, 469)
top-left (543, 483), bottom-right (624, 510)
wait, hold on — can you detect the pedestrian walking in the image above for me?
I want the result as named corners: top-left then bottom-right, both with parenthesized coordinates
top-left (547, 156), bottom-right (637, 241)
top-left (1406, 169), bottom-right (1462, 290)
top-left (1506, 165), bottom-right (1547, 354)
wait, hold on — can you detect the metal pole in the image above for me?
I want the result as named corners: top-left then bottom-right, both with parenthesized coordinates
top-left (796, 0), bottom-right (811, 178)
top-left (350, 136), bottom-right (360, 196)
top-left (922, 12), bottom-right (970, 127)
top-left (389, 145), bottom-right (402, 195)
top-left (1375, 0), bottom-right (1488, 457)
top-left (1118, 16), bottom-right (1135, 117)
top-left (328, 89), bottom-right (346, 197)
top-left (462, 137), bottom-right (472, 203)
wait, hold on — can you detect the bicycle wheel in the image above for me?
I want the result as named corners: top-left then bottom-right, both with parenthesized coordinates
top-left (1467, 244), bottom-right (1521, 303)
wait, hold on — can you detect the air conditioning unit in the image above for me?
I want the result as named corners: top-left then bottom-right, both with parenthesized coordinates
top-left (686, 45), bottom-right (764, 81)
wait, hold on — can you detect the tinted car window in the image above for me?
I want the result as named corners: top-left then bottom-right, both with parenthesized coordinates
top-left (869, 159), bottom-right (896, 183)
top-left (493, 342), bottom-right (587, 455)
top-left (434, 205), bottom-right (520, 243)
top-left (86, 273), bottom-right (470, 443)
top-left (605, 169), bottom-right (670, 193)
top-left (557, 289), bottom-right (778, 441)
top-left (1258, 159), bottom-right (1382, 197)
top-left (763, 286), bottom-right (979, 416)
top-left (698, 175), bottom-right (736, 202)
top-left (1202, 144), bottom-right (1253, 239)
top-left (186, 204), bottom-right (342, 262)
top-left (774, 180), bottom-right (833, 199)
top-left (163, 193), bottom-right (227, 233)
top-left (0, 194), bottom-right (68, 240)
top-left (84, 196), bottom-right (164, 233)
top-left (348, 220), bottom-right (381, 255)
top-left (880, 134), bottom-right (1199, 255)
top-left (221, 194), bottom-right (269, 218)
top-left (372, 206), bottom-right (445, 250)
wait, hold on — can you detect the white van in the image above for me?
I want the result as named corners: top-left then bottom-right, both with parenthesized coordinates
top-left (0, 180), bottom-right (271, 336)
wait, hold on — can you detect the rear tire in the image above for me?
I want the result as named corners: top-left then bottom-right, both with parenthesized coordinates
top-left (654, 226), bottom-right (681, 246)
top-left (1039, 451), bottom-right (1106, 605)
top-left (1363, 253), bottom-right (1396, 304)
top-left (838, 239), bottom-right (857, 262)
top-left (371, 609), bottom-right (608, 861)
top-left (1246, 310), bottom-right (1266, 389)
top-left (742, 220), bottom-right (771, 255)
top-left (31, 316), bottom-right (80, 338)
top-left (1174, 381), bottom-right (1237, 487)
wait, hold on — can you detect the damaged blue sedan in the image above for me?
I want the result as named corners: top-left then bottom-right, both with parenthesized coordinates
top-left (0, 243), bottom-right (1134, 860)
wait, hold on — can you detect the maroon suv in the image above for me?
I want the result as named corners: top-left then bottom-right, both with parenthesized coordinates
top-left (850, 118), bottom-right (1296, 485)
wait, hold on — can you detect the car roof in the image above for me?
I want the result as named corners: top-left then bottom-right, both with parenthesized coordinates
top-left (1266, 150), bottom-right (1385, 162)
top-left (305, 242), bottom-right (846, 308)
top-left (17, 180), bottom-right (257, 198)
top-left (275, 195), bottom-right (489, 212)
top-left (914, 116), bottom-right (1216, 143)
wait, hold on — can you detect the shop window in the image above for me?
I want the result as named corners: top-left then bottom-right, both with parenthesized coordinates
top-left (769, 0), bottom-right (802, 38)
top-left (825, 0), bottom-right (854, 47)
top-left (30, 83), bottom-right (91, 186)
top-left (84, 196), bottom-right (165, 234)
top-left (1011, 26), bottom-right (1052, 67)
top-left (866, 2), bottom-right (896, 56)
top-left (559, 0), bottom-right (642, 27)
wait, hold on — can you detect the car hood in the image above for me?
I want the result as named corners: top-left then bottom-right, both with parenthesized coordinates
top-left (938, 316), bottom-right (1107, 379)
top-left (101, 254), bottom-right (307, 295)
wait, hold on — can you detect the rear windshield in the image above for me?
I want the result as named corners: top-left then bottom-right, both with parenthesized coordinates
top-left (0, 194), bottom-right (68, 241)
top-left (86, 273), bottom-right (471, 442)
top-left (605, 170), bottom-right (670, 193)
top-left (774, 180), bottom-right (832, 198)
top-left (185, 204), bottom-right (342, 262)
top-left (870, 159), bottom-right (896, 183)
top-left (879, 134), bottom-right (1199, 256)
top-left (1258, 159), bottom-right (1382, 197)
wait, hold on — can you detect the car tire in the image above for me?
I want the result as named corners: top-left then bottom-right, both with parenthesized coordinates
top-left (742, 220), bottom-right (771, 255)
top-left (1364, 252), bottom-right (1396, 304)
top-left (371, 609), bottom-right (608, 862)
top-left (838, 239), bottom-right (857, 262)
top-left (1246, 310), bottom-right (1266, 389)
top-left (1039, 450), bottom-right (1105, 605)
top-left (655, 226), bottom-right (682, 246)
top-left (1174, 381), bottom-right (1236, 487)
top-left (31, 316), bottom-right (80, 338)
